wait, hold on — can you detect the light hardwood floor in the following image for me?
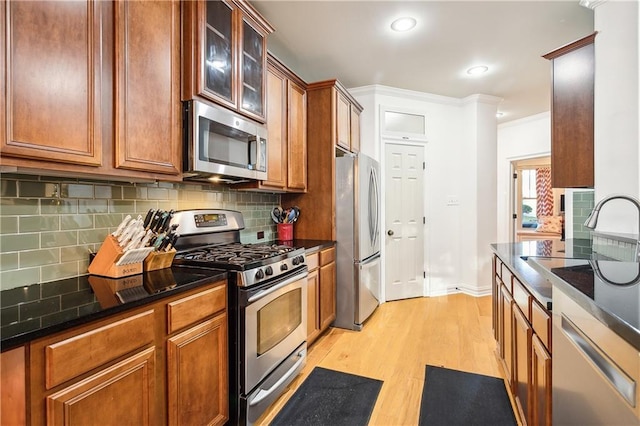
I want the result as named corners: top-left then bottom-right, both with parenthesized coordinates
top-left (257, 293), bottom-right (516, 425)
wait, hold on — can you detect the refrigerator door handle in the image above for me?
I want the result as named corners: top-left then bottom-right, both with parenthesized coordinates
top-left (369, 166), bottom-right (380, 249)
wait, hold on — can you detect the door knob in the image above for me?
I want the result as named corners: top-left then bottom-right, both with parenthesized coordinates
top-left (387, 230), bottom-right (394, 236)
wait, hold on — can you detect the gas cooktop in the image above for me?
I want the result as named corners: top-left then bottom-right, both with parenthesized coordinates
top-left (175, 242), bottom-right (299, 267)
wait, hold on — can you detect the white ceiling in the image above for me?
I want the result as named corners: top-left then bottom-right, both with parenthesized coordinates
top-left (251, 1), bottom-right (594, 124)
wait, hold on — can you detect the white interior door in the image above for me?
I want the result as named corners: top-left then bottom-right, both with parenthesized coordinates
top-left (384, 143), bottom-right (425, 301)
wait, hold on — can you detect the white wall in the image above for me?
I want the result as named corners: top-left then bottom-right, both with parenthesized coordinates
top-left (350, 85), bottom-right (500, 297)
top-left (592, 0), bottom-right (640, 234)
top-left (496, 113), bottom-right (551, 243)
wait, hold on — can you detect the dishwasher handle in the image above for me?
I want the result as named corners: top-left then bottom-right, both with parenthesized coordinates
top-left (561, 314), bottom-right (637, 408)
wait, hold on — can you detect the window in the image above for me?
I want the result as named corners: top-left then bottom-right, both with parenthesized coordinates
top-left (512, 157), bottom-right (557, 232)
top-left (520, 169), bottom-right (538, 228)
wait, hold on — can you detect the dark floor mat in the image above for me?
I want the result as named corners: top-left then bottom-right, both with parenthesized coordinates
top-left (270, 366), bottom-right (383, 426)
top-left (419, 365), bottom-right (517, 426)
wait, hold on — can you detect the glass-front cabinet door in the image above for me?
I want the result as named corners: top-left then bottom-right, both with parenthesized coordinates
top-left (185, 0), bottom-right (273, 122)
top-left (203, 0), bottom-right (235, 106)
top-left (239, 17), bottom-right (266, 119)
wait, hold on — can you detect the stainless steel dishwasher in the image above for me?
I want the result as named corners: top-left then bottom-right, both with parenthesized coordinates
top-left (553, 287), bottom-right (639, 425)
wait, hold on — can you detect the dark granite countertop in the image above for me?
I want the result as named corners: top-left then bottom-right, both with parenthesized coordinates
top-left (491, 238), bottom-right (640, 351)
top-left (528, 257), bottom-right (640, 351)
top-left (267, 239), bottom-right (335, 253)
top-left (490, 241), bottom-right (558, 310)
top-left (491, 238), bottom-right (607, 311)
top-left (1, 266), bottom-right (227, 352)
top-left (294, 239), bottom-right (336, 253)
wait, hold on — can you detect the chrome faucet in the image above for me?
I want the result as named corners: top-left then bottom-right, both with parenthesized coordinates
top-left (584, 194), bottom-right (640, 260)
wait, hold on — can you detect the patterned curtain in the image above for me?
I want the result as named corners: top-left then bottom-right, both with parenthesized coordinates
top-left (536, 167), bottom-right (553, 217)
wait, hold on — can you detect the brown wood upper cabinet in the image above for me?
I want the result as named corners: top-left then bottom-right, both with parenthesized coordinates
top-left (114, 0), bottom-right (182, 175)
top-left (282, 80), bottom-right (363, 240)
top-left (543, 32), bottom-right (597, 188)
top-left (1, 0), bottom-right (182, 181)
top-left (2, 0), bottom-right (103, 167)
top-left (239, 54), bottom-right (307, 192)
top-left (335, 86), bottom-right (362, 153)
top-left (182, 0), bottom-right (274, 123)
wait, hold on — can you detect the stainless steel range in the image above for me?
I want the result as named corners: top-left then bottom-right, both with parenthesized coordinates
top-left (170, 209), bottom-right (308, 425)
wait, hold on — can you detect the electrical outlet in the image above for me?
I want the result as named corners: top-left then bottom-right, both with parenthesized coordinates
top-left (446, 196), bottom-right (460, 206)
top-left (257, 231), bottom-right (265, 239)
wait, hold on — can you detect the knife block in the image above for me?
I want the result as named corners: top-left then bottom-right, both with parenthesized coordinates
top-left (143, 249), bottom-right (176, 272)
top-left (88, 235), bottom-right (144, 278)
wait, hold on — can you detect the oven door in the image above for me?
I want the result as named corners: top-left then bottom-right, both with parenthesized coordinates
top-left (242, 267), bottom-right (307, 393)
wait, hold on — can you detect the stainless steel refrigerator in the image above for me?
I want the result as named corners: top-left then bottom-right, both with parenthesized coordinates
top-left (334, 151), bottom-right (381, 330)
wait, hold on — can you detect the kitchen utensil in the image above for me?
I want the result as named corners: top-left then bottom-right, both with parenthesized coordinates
top-left (286, 209), bottom-right (296, 223)
top-left (291, 206), bottom-right (300, 223)
top-left (112, 215), bottom-right (132, 238)
top-left (115, 246), bottom-right (154, 266)
top-left (143, 209), bottom-right (155, 229)
top-left (271, 206), bottom-right (284, 223)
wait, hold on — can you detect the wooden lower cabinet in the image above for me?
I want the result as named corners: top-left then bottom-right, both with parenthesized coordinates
top-left (306, 267), bottom-right (321, 343)
top-left (531, 334), bottom-right (552, 426)
top-left (319, 256), bottom-right (336, 330)
top-left (499, 283), bottom-right (514, 386)
top-left (24, 279), bottom-right (227, 426)
top-left (492, 254), bottom-right (552, 426)
top-left (47, 347), bottom-right (157, 426)
top-left (167, 314), bottom-right (228, 426)
top-left (1, 347), bottom-right (26, 426)
top-left (306, 246), bottom-right (337, 346)
top-left (513, 307), bottom-right (533, 423)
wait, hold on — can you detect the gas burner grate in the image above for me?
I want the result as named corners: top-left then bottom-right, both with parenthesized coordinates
top-left (175, 242), bottom-right (298, 266)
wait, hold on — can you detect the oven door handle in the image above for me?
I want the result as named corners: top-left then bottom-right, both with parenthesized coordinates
top-left (247, 271), bottom-right (307, 303)
top-left (248, 348), bottom-right (306, 407)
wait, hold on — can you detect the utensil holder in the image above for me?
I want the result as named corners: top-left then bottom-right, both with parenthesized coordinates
top-left (143, 249), bottom-right (176, 272)
top-left (88, 235), bottom-right (152, 278)
top-left (277, 223), bottom-right (293, 241)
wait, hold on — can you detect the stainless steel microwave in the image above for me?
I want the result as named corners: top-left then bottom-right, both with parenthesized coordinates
top-left (183, 100), bottom-right (267, 182)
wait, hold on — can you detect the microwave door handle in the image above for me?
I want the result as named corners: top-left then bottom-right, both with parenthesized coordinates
top-left (247, 136), bottom-right (256, 169)
top-left (256, 136), bottom-right (266, 172)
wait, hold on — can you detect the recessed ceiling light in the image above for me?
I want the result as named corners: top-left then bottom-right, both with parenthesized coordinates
top-left (391, 17), bottom-right (417, 32)
top-left (467, 65), bottom-right (489, 75)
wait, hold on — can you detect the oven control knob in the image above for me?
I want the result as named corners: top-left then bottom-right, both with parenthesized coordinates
top-left (265, 266), bottom-right (273, 276)
top-left (292, 257), bottom-right (300, 266)
top-left (298, 255), bottom-right (305, 264)
top-left (255, 269), bottom-right (265, 280)
top-left (280, 264), bottom-right (288, 271)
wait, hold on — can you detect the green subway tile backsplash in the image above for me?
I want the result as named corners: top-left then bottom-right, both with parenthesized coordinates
top-left (1, 234), bottom-right (40, 252)
top-left (1, 217), bottom-right (18, 234)
top-left (1, 253), bottom-right (19, 271)
top-left (0, 174), bottom-right (280, 289)
top-left (1, 198), bottom-right (39, 215)
top-left (20, 216), bottom-right (59, 233)
top-left (20, 249), bottom-right (60, 268)
top-left (572, 190), bottom-right (594, 240)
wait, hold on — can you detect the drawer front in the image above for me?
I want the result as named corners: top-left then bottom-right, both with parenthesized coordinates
top-left (306, 252), bottom-right (319, 271)
top-left (168, 284), bottom-right (226, 334)
top-left (45, 310), bottom-right (155, 389)
top-left (495, 256), bottom-right (503, 279)
top-left (503, 267), bottom-right (514, 294)
top-left (512, 278), bottom-right (531, 321)
top-left (320, 247), bottom-right (336, 265)
top-left (531, 300), bottom-right (551, 351)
